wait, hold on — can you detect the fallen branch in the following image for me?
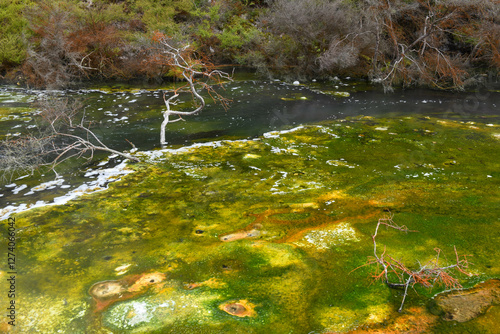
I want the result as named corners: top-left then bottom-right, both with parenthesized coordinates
top-left (1, 96), bottom-right (139, 180)
top-left (356, 212), bottom-right (474, 312)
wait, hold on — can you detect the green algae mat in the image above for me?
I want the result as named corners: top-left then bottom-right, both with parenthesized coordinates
top-left (1, 116), bottom-right (499, 333)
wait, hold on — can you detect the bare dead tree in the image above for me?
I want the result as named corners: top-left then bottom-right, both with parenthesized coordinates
top-left (0, 136), bottom-right (52, 182)
top-left (38, 97), bottom-right (139, 165)
top-left (355, 212), bottom-right (474, 312)
top-left (151, 32), bottom-right (232, 146)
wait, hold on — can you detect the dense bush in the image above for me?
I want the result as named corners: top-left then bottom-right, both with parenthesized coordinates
top-left (0, 0), bottom-right (33, 74)
top-left (364, 0), bottom-right (500, 90)
top-left (0, 0), bottom-right (498, 89)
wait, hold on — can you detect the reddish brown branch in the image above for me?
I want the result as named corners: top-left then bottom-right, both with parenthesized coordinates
top-left (357, 212), bottom-right (475, 312)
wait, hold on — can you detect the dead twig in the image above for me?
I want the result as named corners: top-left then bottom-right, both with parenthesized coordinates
top-left (356, 212), bottom-right (474, 312)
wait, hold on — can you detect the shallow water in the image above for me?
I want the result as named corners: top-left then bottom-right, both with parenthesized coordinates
top-left (0, 77), bottom-right (499, 333)
top-left (2, 78), bottom-right (499, 213)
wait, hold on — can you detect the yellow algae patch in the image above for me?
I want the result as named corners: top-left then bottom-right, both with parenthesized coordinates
top-left (128, 272), bottom-right (167, 292)
top-left (289, 202), bottom-right (319, 209)
top-left (293, 222), bottom-right (360, 250)
top-left (219, 300), bottom-right (257, 317)
top-left (243, 153), bottom-right (261, 159)
top-left (364, 304), bottom-right (392, 325)
top-left (118, 227), bottom-right (134, 234)
top-left (260, 243), bottom-right (303, 268)
top-left (368, 198), bottom-right (398, 207)
top-left (319, 91), bottom-right (350, 98)
top-left (318, 190), bottom-right (349, 202)
top-left (318, 307), bottom-right (359, 332)
top-left (436, 119), bottom-right (463, 128)
top-left (15, 295), bottom-right (88, 334)
top-left (185, 278), bottom-right (227, 290)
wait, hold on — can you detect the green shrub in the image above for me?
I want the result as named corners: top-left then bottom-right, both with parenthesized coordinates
top-left (126, 0), bottom-right (194, 34)
top-left (0, 0), bottom-right (33, 69)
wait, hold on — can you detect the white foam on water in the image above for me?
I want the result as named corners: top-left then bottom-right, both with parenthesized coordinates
top-left (0, 160), bottom-right (133, 220)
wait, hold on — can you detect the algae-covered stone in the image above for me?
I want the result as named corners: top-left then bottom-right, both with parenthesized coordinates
top-left (429, 279), bottom-right (500, 322)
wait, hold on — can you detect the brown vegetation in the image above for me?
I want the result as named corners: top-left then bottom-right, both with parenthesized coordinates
top-left (2, 0), bottom-right (497, 89)
top-left (253, 0), bottom-right (499, 89)
top-left (357, 212), bottom-right (474, 312)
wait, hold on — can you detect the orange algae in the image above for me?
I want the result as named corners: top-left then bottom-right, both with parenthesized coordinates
top-left (184, 278), bottom-right (226, 290)
top-left (219, 300), bottom-right (257, 317)
top-left (128, 272), bottom-right (167, 292)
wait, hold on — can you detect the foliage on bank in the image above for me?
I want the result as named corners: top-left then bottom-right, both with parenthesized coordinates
top-left (0, 0), bottom-right (498, 89)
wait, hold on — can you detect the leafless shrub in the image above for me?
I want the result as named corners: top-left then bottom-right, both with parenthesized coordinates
top-left (366, 0), bottom-right (500, 90)
top-left (151, 32), bottom-right (232, 146)
top-left (1, 97), bottom-right (138, 180)
top-left (36, 97), bottom-right (138, 165)
top-left (22, 2), bottom-right (92, 88)
top-left (0, 137), bottom-right (51, 182)
top-left (319, 35), bottom-right (366, 72)
top-left (354, 212), bottom-right (474, 312)
top-left (264, 0), bottom-right (350, 43)
top-left (259, 0), bottom-right (358, 76)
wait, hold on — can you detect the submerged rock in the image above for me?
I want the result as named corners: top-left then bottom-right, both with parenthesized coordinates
top-left (219, 300), bottom-right (257, 317)
top-left (219, 223), bottom-right (262, 242)
top-left (103, 291), bottom-right (221, 331)
top-left (89, 280), bottom-right (127, 300)
top-left (429, 279), bottom-right (500, 322)
top-left (89, 272), bottom-right (167, 311)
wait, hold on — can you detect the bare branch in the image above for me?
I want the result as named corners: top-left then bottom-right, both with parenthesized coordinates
top-left (356, 212), bottom-right (475, 312)
top-left (152, 33), bottom-right (233, 146)
top-left (1, 96), bottom-right (139, 180)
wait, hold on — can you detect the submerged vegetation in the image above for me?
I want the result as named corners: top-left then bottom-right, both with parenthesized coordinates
top-left (1, 115), bottom-right (499, 332)
top-left (0, 0), bottom-right (498, 90)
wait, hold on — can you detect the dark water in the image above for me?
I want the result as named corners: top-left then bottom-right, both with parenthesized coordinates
top-left (1, 77), bottom-right (500, 333)
top-left (1, 77), bottom-right (499, 215)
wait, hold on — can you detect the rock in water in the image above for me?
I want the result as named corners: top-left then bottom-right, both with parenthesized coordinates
top-left (429, 279), bottom-right (500, 322)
